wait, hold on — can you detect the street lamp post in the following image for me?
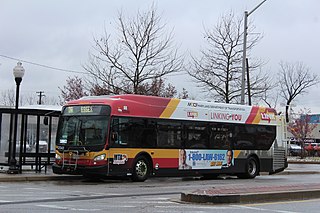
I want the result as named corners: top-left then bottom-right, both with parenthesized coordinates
top-left (240, 0), bottom-right (267, 105)
top-left (8, 62), bottom-right (25, 174)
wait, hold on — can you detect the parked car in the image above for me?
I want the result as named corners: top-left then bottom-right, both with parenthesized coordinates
top-left (288, 144), bottom-right (303, 156)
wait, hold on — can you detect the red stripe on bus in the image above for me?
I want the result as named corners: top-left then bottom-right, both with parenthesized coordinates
top-left (153, 158), bottom-right (179, 168)
top-left (245, 106), bottom-right (259, 124)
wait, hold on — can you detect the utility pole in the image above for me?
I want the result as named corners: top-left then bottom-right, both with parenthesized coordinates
top-left (36, 91), bottom-right (45, 105)
top-left (240, 0), bottom-right (267, 105)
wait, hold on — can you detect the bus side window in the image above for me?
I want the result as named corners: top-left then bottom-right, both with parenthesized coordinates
top-left (110, 117), bottom-right (129, 147)
top-left (136, 119), bottom-right (156, 148)
top-left (157, 120), bottom-right (182, 148)
top-left (210, 124), bottom-right (232, 149)
top-left (185, 122), bottom-right (208, 149)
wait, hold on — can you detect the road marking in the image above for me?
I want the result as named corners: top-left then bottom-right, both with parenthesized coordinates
top-left (232, 205), bottom-right (298, 213)
top-left (24, 188), bottom-right (43, 190)
top-left (37, 204), bottom-right (101, 211)
top-left (126, 201), bottom-right (173, 204)
top-left (142, 197), bottom-right (170, 200)
top-left (239, 198), bottom-right (320, 207)
top-left (156, 205), bottom-right (239, 210)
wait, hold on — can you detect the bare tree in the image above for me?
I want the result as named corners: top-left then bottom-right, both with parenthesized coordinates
top-left (261, 87), bottom-right (280, 109)
top-left (288, 108), bottom-right (317, 158)
top-left (42, 96), bottom-right (60, 105)
top-left (178, 88), bottom-right (189, 99)
top-left (278, 61), bottom-right (320, 122)
top-left (24, 93), bottom-right (38, 105)
top-left (1, 89), bottom-right (60, 106)
top-left (137, 77), bottom-right (177, 98)
top-left (188, 12), bottom-right (271, 103)
top-left (59, 76), bottom-right (88, 103)
top-left (0, 89), bottom-right (15, 106)
top-left (83, 7), bottom-right (184, 95)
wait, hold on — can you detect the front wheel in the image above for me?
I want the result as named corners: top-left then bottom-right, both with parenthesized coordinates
top-left (131, 156), bottom-right (150, 182)
top-left (237, 156), bottom-right (259, 179)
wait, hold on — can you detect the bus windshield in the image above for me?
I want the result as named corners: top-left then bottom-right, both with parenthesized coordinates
top-left (56, 105), bottom-right (110, 147)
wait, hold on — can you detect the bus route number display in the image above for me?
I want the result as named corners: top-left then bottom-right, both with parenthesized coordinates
top-left (81, 106), bottom-right (93, 113)
top-left (64, 106), bottom-right (94, 115)
top-left (63, 105), bottom-right (110, 116)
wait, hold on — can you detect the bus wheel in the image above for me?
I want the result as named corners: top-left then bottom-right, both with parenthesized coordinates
top-left (132, 156), bottom-right (150, 182)
top-left (237, 157), bottom-right (259, 179)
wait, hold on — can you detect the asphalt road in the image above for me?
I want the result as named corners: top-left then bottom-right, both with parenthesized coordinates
top-left (0, 168), bottom-right (320, 213)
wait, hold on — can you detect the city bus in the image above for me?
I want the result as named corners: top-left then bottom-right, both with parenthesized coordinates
top-left (52, 94), bottom-right (288, 181)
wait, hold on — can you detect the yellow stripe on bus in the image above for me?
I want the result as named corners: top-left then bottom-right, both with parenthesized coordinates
top-left (251, 107), bottom-right (263, 124)
top-left (109, 149), bottom-right (178, 158)
top-left (108, 149), bottom-right (242, 159)
top-left (160, 98), bottom-right (180, 118)
top-left (234, 150), bottom-right (241, 158)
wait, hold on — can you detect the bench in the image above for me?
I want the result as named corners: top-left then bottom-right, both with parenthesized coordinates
top-left (5, 152), bottom-right (55, 173)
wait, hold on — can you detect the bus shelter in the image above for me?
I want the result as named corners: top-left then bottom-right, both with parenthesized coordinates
top-left (0, 105), bottom-right (61, 173)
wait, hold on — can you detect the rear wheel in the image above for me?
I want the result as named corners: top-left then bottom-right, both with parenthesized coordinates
top-left (132, 156), bottom-right (150, 182)
top-left (237, 156), bottom-right (259, 179)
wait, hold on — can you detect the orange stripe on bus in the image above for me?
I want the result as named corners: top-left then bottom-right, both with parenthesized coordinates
top-left (109, 149), bottom-right (179, 158)
top-left (159, 98), bottom-right (180, 118)
top-left (234, 150), bottom-right (241, 158)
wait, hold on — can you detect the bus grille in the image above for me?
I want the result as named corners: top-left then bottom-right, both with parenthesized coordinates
top-left (273, 148), bottom-right (286, 170)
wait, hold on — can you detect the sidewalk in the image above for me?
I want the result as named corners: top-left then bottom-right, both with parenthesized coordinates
top-left (0, 166), bottom-right (81, 182)
top-left (181, 183), bottom-right (320, 204)
top-left (181, 162), bottom-right (320, 204)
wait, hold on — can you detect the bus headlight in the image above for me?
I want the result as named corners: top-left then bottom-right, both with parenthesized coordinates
top-left (94, 154), bottom-right (106, 161)
top-left (55, 154), bottom-right (61, 160)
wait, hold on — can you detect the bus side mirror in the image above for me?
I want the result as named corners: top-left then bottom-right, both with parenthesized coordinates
top-left (43, 117), bottom-right (49, 126)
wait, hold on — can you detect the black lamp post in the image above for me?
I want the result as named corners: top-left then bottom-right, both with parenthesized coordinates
top-left (8, 62), bottom-right (25, 174)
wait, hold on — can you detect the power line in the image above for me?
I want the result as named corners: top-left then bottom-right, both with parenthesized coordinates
top-left (0, 54), bottom-right (87, 74)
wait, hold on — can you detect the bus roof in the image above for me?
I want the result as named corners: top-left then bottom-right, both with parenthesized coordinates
top-left (66, 94), bottom-right (278, 125)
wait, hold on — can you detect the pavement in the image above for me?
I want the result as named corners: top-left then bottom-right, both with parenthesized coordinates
top-left (181, 183), bottom-right (320, 204)
top-left (1, 163), bottom-right (320, 204)
top-left (0, 165), bottom-right (82, 182)
top-left (181, 162), bottom-right (320, 204)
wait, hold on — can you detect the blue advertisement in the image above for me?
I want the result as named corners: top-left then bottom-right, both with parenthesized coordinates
top-left (179, 149), bottom-right (234, 170)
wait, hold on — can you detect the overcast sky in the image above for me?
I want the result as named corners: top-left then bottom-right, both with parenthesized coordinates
top-left (1, 0), bottom-right (319, 112)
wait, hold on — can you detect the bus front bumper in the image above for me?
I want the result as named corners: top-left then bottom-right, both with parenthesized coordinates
top-left (52, 163), bottom-right (108, 176)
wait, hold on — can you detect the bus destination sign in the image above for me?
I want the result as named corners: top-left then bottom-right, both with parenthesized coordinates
top-left (63, 105), bottom-right (110, 116)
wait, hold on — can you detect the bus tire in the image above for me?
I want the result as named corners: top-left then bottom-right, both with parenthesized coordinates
top-left (131, 156), bottom-right (150, 182)
top-left (237, 156), bottom-right (259, 179)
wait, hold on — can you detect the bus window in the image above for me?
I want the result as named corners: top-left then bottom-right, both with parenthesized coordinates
top-left (110, 117), bottom-right (156, 148)
top-left (233, 125), bottom-right (254, 149)
top-left (233, 124), bottom-right (275, 150)
top-left (110, 117), bottom-right (131, 147)
top-left (157, 120), bottom-right (182, 148)
top-left (185, 122), bottom-right (209, 149)
top-left (138, 120), bottom-right (156, 148)
top-left (210, 123), bottom-right (233, 149)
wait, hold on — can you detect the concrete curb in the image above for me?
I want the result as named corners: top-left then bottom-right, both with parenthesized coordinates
top-left (181, 189), bottom-right (320, 204)
top-left (0, 174), bottom-right (83, 182)
top-left (277, 170), bottom-right (320, 175)
top-left (288, 161), bottom-right (320, 164)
